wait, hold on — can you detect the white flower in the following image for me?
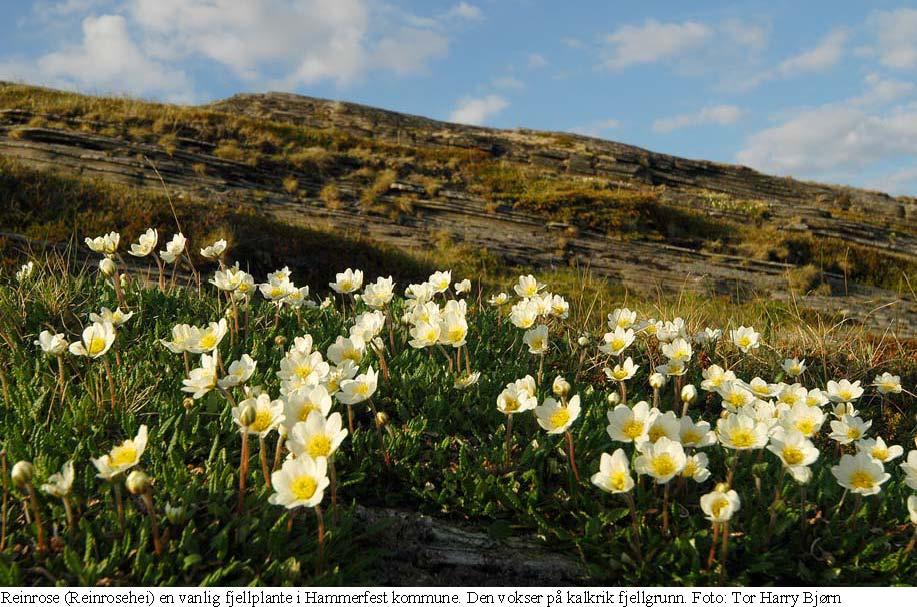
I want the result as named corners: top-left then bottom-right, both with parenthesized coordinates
top-left (269, 456), bottom-right (329, 509)
top-left (729, 326), bottom-right (760, 353)
top-left (856, 436), bottom-right (904, 463)
top-left (682, 453), bottom-right (711, 483)
top-left (218, 354), bottom-right (257, 390)
top-left (509, 299), bottom-right (539, 329)
top-left (831, 451), bottom-right (891, 496)
top-left (782, 358), bottom-right (807, 378)
top-left (716, 413), bottom-right (768, 450)
top-left (278, 351), bottom-right (330, 392)
top-left (872, 372), bottom-right (902, 395)
top-left (635, 436), bottom-right (686, 484)
top-left (282, 385), bottom-right (333, 431)
top-left (337, 367), bottom-right (379, 405)
top-left (16, 261), bottom-right (35, 282)
top-left (454, 371), bottom-right (481, 390)
top-left (828, 414), bottom-right (872, 445)
top-left (210, 263), bottom-right (249, 292)
top-left (35, 330), bottom-right (68, 356)
top-left (68, 321), bottom-right (116, 358)
top-left (717, 381), bottom-right (755, 412)
top-left (644, 410), bottom-right (681, 446)
top-left (768, 428), bottom-right (819, 483)
top-left (40, 461), bottom-right (75, 498)
top-left (363, 276), bottom-right (395, 309)
top-left (181, 353), bottom-right (218, 399)
top-left (744, 377), bottom-right (779, 400)
top-left (591, 449), bottom-right (634, 494)
top-left (428, 270), bottom-right (452, 294)
top-left (605, 357), bottom-right (638, 382)
top-left (159, 233), bottom-right (186, 264)
top-left (693, 327), bottom-right (722, 345)
top-left (327, 335), bottom-right (365, 366)
top-left (826, 379), bottom-right (864, 403)
top-left (655, 318), bottom-right (686, 343)
top-left (606, 401), bottom-right (658, 444)
top-left (186, 319), bottom-right (228, 354)
top-left (439, 311), bottom-right (468, 348)
top-left (648, 372), bottom-right (667, 390)
top-left (548, 294), bottom-right (569, 318)
top-left (329, 268), bottom-right (363, 294)
top-left (91, 425), bottom-right (148, 480)
top-left (409, 321), bottom-right (441, 349)
top-left (535, 395), bottom-right (581, 434)
top-left (287, 411), bottom-right (348, 459)
top-left (661, 338), bottom-right (692, 363)
top-left (901, 450), bottom-right (917, 491)
top-left (599, 327), bottom-right (635, 356)
top-left (232, 393), bottom-right (284, 436)
top-left (700, 488), bottom-right (740, 523)
top-left (489, 292), bottom-right (510, 306)
top-left (453, 278), bottom-right (472, 294)
top-left (161, 323), bottom-right (195, 354)
top-left (200, 239), bottom-right (227, 259)
top-left (700, 365), bottom-right (735, 392)
top-left (779, 403), bottom-right (825, 438)
top-left (909, 495), bottom-right (917, 525)
top-left (607, 308), bottom-right (637, 330)
top-left (523, 324), bottom-right (549, 355)
top-left (552, 375), bottom-right (571, 397)
top-left (656, 359), bottom-right (686, 377)
top-left (678, 416), bottom-right (716, 448)
top-left (496, 382), bottom-right (538, 415)
top-left (128, 228), bottom-right (158, 257)
top-left (514, 274), bottom-right (545, 299)
top-left (89, 307), bottom-right (134, 327)
top-left (260, 277), bottom-right (294, 302)
top-left (805, 388), bottom-right (829, 408)
top-left (85, 231), bottom-right (120, 255)
top-left (776, 383), bottom-right (808, 408)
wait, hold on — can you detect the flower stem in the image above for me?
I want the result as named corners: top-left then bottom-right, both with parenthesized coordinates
top-left (504, 414), bottom-right (514, 470)
top-left (259, 435), bottom-right (271, 490)
top-left (103, 356), bottom-right (116, 409)
top-left (26, 485), bottom-right (47, 553)
top-left (565, 431), bottom-right (581, 483)
top-left (141, 491), bottom-right (163, 556)
top-left (314, 505), bottom-right (326, 577)
top-left (113, 482), bottom-right (126, 532)
top-left (719, 522), bottom-right (730, 583)
top-left (369, 400), bottom-right (391, 467)
top-left (238, 430), bottom-right (250, 513)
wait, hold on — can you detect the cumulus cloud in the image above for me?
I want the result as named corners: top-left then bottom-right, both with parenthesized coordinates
top-left (737, 104), bottom-right (917, 177)
top-left (444, 2), bottom-right (483, 21)
top-left (652, 105), bottom-right (744, 133)
top-left (869, 8), bottom-right (917, 69)
top-left (602, 19), bottom-right (712, 70)
top-left (1, 14), bottom-right (192, 101)
top-left (527, 53), bottom-right (548, 69)
top-left (448, 94), bottom-right (508, 125)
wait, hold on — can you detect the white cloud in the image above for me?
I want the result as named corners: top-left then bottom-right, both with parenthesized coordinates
top-left (527, 53), bottom-right (547, 69)
top-left (737, 104), bottom-right (917, 177)
top-left (867, 166), bottom-right (917, 195)
top-left (602, 19), bottom-right (712, 70)
top-left (849, 73), bottom-right (914, 107)
top-left (870, 8), bottom-right (917, 69)
top-left (720, 19), bottom-right (769, 53)
top-left (1, 14), bottom-right (192, 101)
top-left (776, 28), bottom-right (848, 75)
top-left (444, 2), bottom-right (482, 21)
top-left (571, 119), bottom-right (620, 138)
top-left (652, 105), bottom-right (743, 133)
top-left (448, 94), bottom-right (508, 125)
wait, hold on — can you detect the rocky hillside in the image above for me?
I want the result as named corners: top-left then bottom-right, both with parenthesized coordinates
top-left (0, 82), bottom-right (914, 335)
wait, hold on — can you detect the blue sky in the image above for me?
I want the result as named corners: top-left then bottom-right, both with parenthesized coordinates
top-left (1, 1), bottom-right (916, 194)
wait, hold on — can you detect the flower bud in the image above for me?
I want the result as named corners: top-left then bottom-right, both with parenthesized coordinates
top-left (577, 334), bottom-right (590, 347)
top-left (125, 470), bottom-right (152, 495)
top-left (681, 384), bottom-right (698, 404)
top-left (606, 392), bottom-right (621, 406)
top-left (240, 403), bottom-right (258, 427)
top-left (375, 411), bottom-right (389, 428)
top-left (552, 376), bottom-right (570, 398)
top-left (11, 461), bottom-right (33, 488)
top-left (715, 481), bottom-right (730, 493)
top-left (649, 372), bottom-right (667, 389)
top-left (165, 502), bottom-right (187, 525)
top-left (182, 397), bottom-right (195, 410)
top-left (99, 257), bottom-right (116, 277)
top-left (274, 335), bottom-right (287, 348)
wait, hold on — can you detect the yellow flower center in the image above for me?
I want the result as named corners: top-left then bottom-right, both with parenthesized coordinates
top-left (838, 390), bottom-right (852, 401)
top-left (291, 475), bottom-right (317, 500)
top-left (549, 408), bottom-right (571, 430)
top-left (613, 369), bottom-right (628, 380)
top-left (249, 409), bottom-right (273, 433)
top-left (622, 420), bottom-right (644, 440)
top-left (340, 280), bottom-right (353, 292)
top-left (502, 397), bottom-right (520, 413)
top-left (307, 434), bottom-right (332, 458)
top-left (682, 430), bottom-right (701, 445)
top-left (110, 444), bottom-right (137, 467)
top-left (711, 497), bottom-right (730, 519)
top-left (199, 334), bottom-right (217, 350)
top-left (449, 328), bottom-right (466, 343)
top-left (609, 471), bottom-right (629, 491)
top-left (648, 426), bottom-right (666, 443)
top-left (782, 446), bottom-right (805, 465)
top-left (295, 364), bottom-right (314, 380)
top-left (298, 405), bottom-right (318, 422)
top-left (611, 338), bottom-right (625, 351)
top-left (729, 429), bottom-right (756, 448)
top-left (88, 336), bottom-right (108, 356)
top-left (355, 383), bottom-right (370, 397)
top-left (683, 460), bottom-right (697, 477)
top-left (650, 454), bottom-right (676, 478)
top-left (846, 427), bottom-right (861, 440)
top-left (796, 419), bottom-right (816, 436)
top-left (738, 336), bottom-right (751, 347)
top-left (849, 470), bottom-right (875, 491)
top-left (870, 447), bottom-right (888, 461)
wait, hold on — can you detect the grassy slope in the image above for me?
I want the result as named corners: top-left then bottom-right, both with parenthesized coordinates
top-left (0, 257), bottom-right (914, 585)
top-left (1, 83), bottom-right (915, 293)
